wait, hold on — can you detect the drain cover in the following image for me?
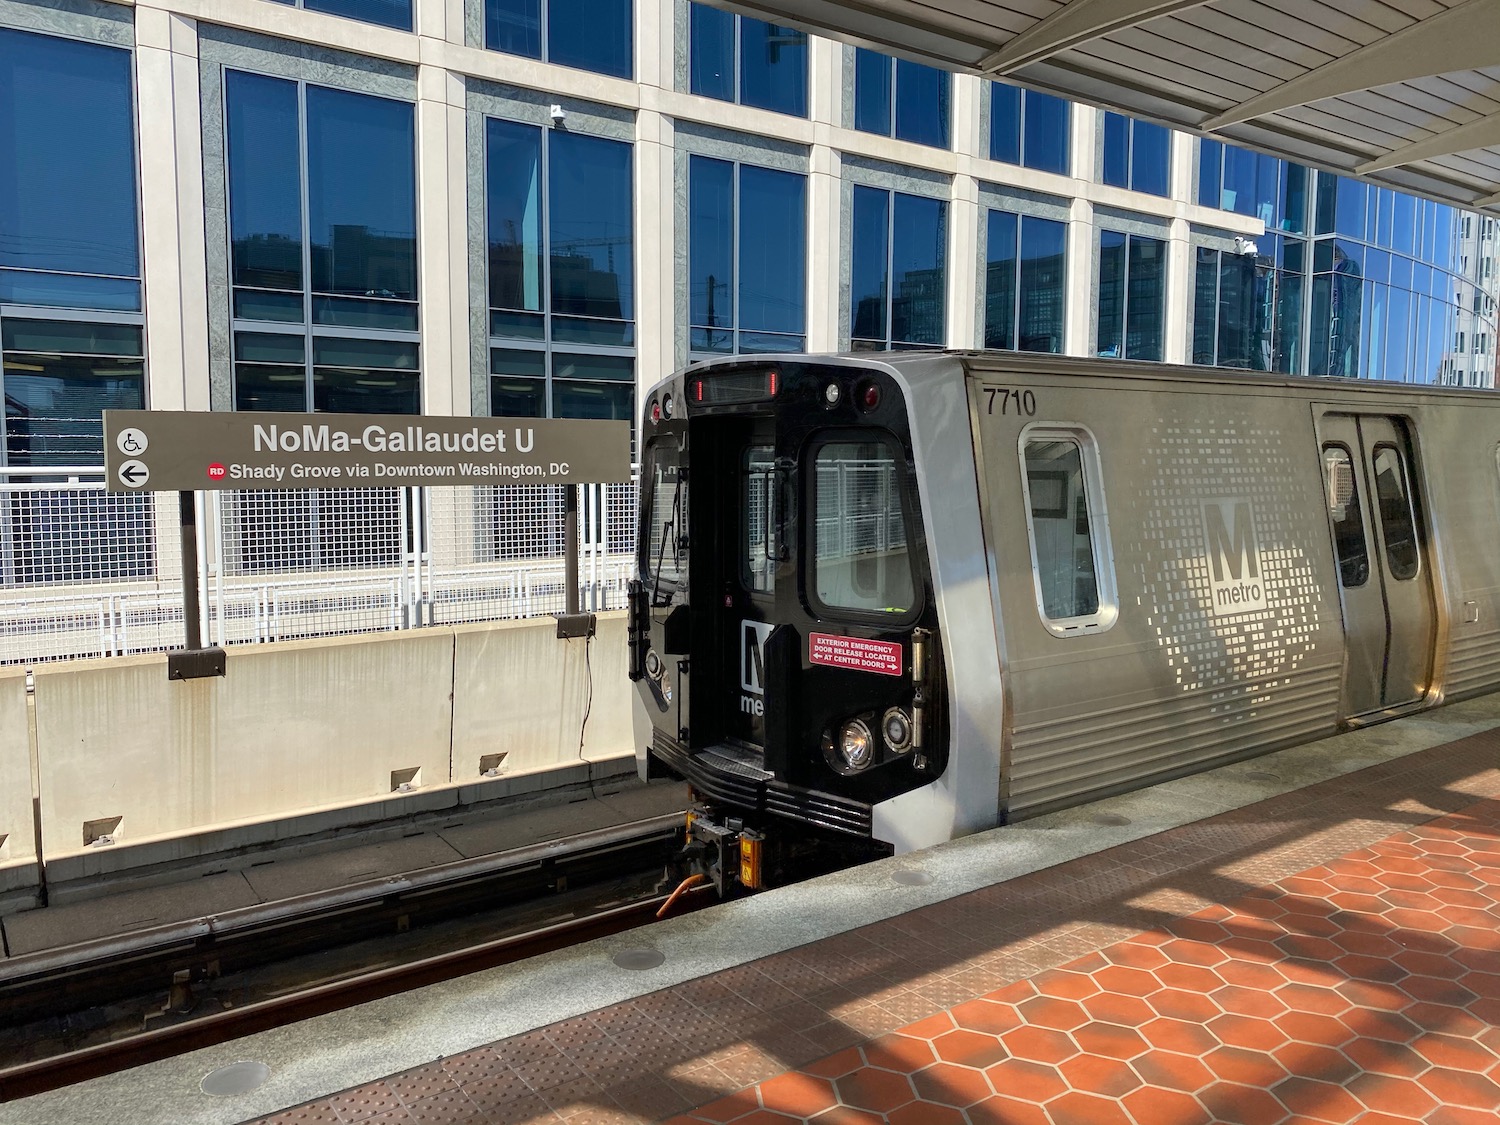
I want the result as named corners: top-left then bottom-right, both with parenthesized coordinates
top-left (892, 869), bottom-right (933, 886)
top-left (612, 947), bottom-right (665, 970)
top-left (1093, 812), bottom-right (1131, 827)
top-left (201, 1061), bottom-right (270, 1097)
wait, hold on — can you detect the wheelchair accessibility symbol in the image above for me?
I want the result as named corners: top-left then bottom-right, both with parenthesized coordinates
top-left (116, 428), bottom-right (149, 456)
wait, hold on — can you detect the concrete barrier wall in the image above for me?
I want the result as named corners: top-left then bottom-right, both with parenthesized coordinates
top-left (450, 613), bottom-right (633, 776)
top-left (29, 612), bottom-right (632, 869)
top-left (0, 666), bottom-right (36, 886)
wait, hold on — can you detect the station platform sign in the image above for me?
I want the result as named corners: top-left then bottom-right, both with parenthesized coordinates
top-left (103, 411), bottom-right (631, 492)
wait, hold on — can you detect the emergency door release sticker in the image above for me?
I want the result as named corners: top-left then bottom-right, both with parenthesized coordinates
top-left (809, 633), bottom-right (904, 676)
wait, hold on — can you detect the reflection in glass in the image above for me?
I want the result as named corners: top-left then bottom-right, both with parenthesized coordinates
top-left (4, 354), bottom-right (144, 464)
top-left (891, 195), bottom-right (945, 346)
top-left (739, 166), bottom-right (806, 337)
top-left (304, 0), bottom-right (412, 31)
top-left (990, 84), bottom-right (1070, 174)
top-left (739, 18), bottom-right (806, 117)
top-left (1372, 445), bottom-right (1419, 580)
top-left (486, 119), bottom-right (544, 315)
top-left (0, 29), bottom-right (140, 286)
top-left (550, 0), bottom-right (631, 77)
top-left (1322, 445), bottom-right (1369, 587)
top-left (306, 86), bottom-right (417, 303)
top-left (854, 49), bottom-right (948, 149)
top-left (1101, 113), bottom-right (1167, 197)
top-left (485, 0), bottom-right (541, 57)
top-left (850, 186), bottom-right (889, 346)
top-left (853, 48), bottom-right (890, 135)
top-left (1023, 439), bottom-right (1098, 620)
top-left (984, 210), bottom-right (1017, 349)
top-left (312, 367), bottom-right (420, 414)
top-left (550, 132), bottom-right (632, 321)
top-left (986, 211), bottom-right (1065, 353)
top-left (814, 442), bottom-right (913, 615)
top-left (1097, 231), bottom-right (1164, 361)
top-left (688, 157), bottom-right (733, 350)
top-left (688, 3), bottom-right (733, 101)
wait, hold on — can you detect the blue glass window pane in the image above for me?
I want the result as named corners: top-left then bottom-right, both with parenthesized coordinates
top-left (850, 185), bottom-right (889, 343)
top-left (1019, 217), bottom-right (1065, 353)
top-left (0, 28), bottom-right (139, 281)
top-left (894, 59), bottom-right (948, 149)
top-left (486, 119), bottom-right (544, 315)
top-left (890, 193), bottom-right (945, 345)
top-left (1281, 163), bottom-right (1308, 235)
top-left (1024, 91), bottom-right (1069, 174)
top-left (226, 71), bottom-right (303, 293)
top-left (549, 132), bottom-right (632, 321)
top-left (485, 0), bottom-right (541, 58)
top-left (1131, 121), bottom-right (1169, 197)
top-left (550, 0), bottom-right (631, 78)
top-left (306, 0), bottom-right (412, 31)
top-left (1199, 140), bottom-right (1222, 208)
top-left (1334, 177), bottom-right (1366, 238)
top-left (740, 19), bottom-right (807, 117)
top-left (306, 86), bottom-right (417, 301)
top-left (688, 156), bottom-right (733, 342)
top-left (1385, 287), bottom-right (1411, 380)
top-left (1391, 192), bottom-right (1416, 257)
top-left (989, 83), bottom-right (1020, 164)
top-left (1126, 236), bottom-right (1164, 360)
top-left (689, 3), bottom-right (733, 101)
top-left (1097, 230), bottom-right (1126, 356)
top-left (0, 270), bottom-right (140, 311)
top-left (739, 166), bottom-right (806, 335)
top-left (854, 49), bottom-right (891, 136)
top-left (1193, 248), bottom-right (1217, 363)
top-left (984, 210), bottom-right (1018, 348)
top-left (1101, 113), bottom-right (1128, 188)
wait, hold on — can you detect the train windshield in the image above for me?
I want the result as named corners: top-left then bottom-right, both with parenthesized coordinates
top-left (812, 440), bottom-right (915, 616)
top-left (642, 436), bottom-right (687, 600)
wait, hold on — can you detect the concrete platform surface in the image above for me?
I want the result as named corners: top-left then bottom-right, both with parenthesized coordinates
top-left (5, 694), bottom-right (1500, 1125)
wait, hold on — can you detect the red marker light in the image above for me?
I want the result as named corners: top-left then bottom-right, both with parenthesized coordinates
top-left (650, 399), bottom-right (663, 424)
top-left (768, 369), bottom-right (779, 396)
top-left (860, 382), bottom-right (881, 411)
top-left (693, 379), bottom-right (704, 402)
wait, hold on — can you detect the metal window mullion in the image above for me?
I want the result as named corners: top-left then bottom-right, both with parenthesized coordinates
top-left (733, 14), bottom-right (742, 106)
top-left (545, 126), bottom-right (558, 397)
top-left (1013, 212), bottom-right (1023, 351)
top-left (0, 305), bottom-right (143, 326)
top-left (731, 159), bottom-right (741, 351)
top-left (1212, 248), bottom-right (1222, 367)
top-left (888, 57), bottom-right (897, 138)
top-left (298, 80), bottom-right (315, 412)
top-left (885, 189), bottom-right (896, 347)
top-left (1017, 91), bottom-right (1026, 169)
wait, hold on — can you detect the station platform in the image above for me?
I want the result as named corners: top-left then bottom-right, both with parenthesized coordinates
top-left (7, 693), bottom-right (1500, 1125)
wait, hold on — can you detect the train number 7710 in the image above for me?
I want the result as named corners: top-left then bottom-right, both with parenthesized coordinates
top-left (984, 387), bottom-right (1037, 416)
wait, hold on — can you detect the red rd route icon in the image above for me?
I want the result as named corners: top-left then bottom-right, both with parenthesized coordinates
top-left (207, 463), bottom-right (227, 481)
top-left (808, 632), bottom-right (904, 676)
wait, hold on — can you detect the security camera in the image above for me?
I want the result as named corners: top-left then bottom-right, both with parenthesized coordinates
top-left (549, 104), bottom-right (567, 125)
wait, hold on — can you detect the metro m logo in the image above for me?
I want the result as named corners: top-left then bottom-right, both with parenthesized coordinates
top-left (1202, 499), bottom-right (1268, 616)
top-left (741, 620), bottom-right (773, 694)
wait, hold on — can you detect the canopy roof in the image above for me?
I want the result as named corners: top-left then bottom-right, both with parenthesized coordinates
top-left (724, 0), bottom-right (1500, 213)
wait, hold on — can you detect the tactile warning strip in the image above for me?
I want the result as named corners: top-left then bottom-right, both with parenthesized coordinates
top-left (252, 729), bottom-right (1500, 1125)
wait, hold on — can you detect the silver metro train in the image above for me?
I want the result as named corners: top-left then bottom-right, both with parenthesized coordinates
top-left (627, 351), bottom-right (1500, 889)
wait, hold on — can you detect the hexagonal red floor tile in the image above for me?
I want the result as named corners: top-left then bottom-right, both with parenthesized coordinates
top-left (1081, 992), bottom-right (1155, 1027)
top-left (1197, 1081), bottom-right (1291, 1125)
top-left (1017, 996), bottom-right (1089, 1031)
top-left (1344, 1071), bottom-right (1440, 1117)
top-left (756, 1072), bottom-right (839, 1117)
top-left (832, 1066), bottom-right (915, 1113)
top-left (1206, 1013), bottom-right (1289, 1052)
top-left (1057, 1053), bottom-right (1141, 1098)
top-left (909, 1061), bottom-right (992, 1107)
top-left (861, 1033), bottom-right (936, 1074)
top-left (999, 1026), bottom-right (1078, 1065)
top-left (887, 1099), bottom-right (966, 1125)
top-left (1129, 1048), bottom-right (1214, 1092)
top-left (1045, 1090), bottom-right (1134, 1125)
top-left (1201, 1045), bottom-right (1288, 1088)
top-left (966, 1094), bottom-right (1051, 1125)
top-left (1120, 1083), bottom-right (1212, 1125)
top-left (983, 1059), bottom-right (1068, 1104)
top-left (1092, 965), bottom-right (1162, 997)
top-left (930, 1029), bottom-right (1007, 1069)
top-left (1033, 971), bottom-right (1100, 1001)
top-left (950, 999), bottom-right (1025, 1037)
top-left (1144, 988), bottom-right (1221, 1024)
top-left (1138, 1017), bottom-right (1218, 1057)
top-left (1072, 1022), bottom-right (1149, 1061)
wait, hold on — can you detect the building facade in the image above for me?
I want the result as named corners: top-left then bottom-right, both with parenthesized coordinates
top-left (2, 0), bottom-right (1498, 467)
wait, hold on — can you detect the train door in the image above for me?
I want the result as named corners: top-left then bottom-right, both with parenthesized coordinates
top-left (1319, 414), bottom-right (1436, 715)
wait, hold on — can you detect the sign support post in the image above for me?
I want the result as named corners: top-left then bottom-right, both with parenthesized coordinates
top-left (168, 490), bottom-right (226, 681)
top-left (555, 485), bottom-right (594, 639)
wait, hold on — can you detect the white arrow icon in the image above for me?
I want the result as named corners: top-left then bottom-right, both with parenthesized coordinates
top-left (118, 460), bottom-right (150, 488)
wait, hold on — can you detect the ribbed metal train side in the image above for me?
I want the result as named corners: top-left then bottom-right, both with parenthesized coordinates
top-left (965, 363), bottom-right (1347, 820)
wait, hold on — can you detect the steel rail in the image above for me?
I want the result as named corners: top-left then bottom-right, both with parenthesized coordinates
top-left (0, 882), bottom-right (716, 1103)
top-left (0, 812), bottom-right (684, 990)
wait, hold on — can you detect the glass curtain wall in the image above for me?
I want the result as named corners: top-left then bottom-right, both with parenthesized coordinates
top-left (486, 118), bottom-right (635, 424)
top-left (1305, 174), bottom-right (1495, 384)
top-left (850, 185), bottom-right (947, 349)
top-left (0, 27), bottom-right (145, 463)
top-left (226, 72), bottom-right (419, 414)
top-left (853, 49), bottom-right (949, 149)
top-left (989, 84), bottom-right (1070, 175)
top-left (984, 210), bottom-right (1066, 352)
top-left (268, 0), bottom-right (412, 30)
top-left (1097, 230), bottom-right (1165, 361)
top-left (688, 4), bottom-right (807, 117)
top-left (688, 156), bottom-right (807, 355)
top-left (484, 0), bottom-right (631, 78)
top-left (1101, 112), bottom-right (1169, 197)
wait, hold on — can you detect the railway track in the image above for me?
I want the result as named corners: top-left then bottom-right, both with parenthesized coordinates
top-left (0, 813), bottom-right (709, 1102)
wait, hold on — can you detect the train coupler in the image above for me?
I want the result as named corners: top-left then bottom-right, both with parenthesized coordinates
top-left (682, 805), bottom-right (766, 895)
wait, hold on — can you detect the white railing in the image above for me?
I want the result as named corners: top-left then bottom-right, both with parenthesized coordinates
top-left (0, 466), bottom-right (638, 664)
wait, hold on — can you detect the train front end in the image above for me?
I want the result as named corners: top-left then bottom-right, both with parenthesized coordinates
top-left (627, 357), bottom-right (946, 892)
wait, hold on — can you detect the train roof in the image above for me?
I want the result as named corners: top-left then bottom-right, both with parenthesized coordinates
top-left (668, 350), bottom-right (1500, 409)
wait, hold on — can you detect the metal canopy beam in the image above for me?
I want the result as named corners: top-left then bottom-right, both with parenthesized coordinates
top-left (1203, 0), bottom-right (1500, 132)
top-left (1358, 111), bottom-right (1500, 176)
top-left (977, 0), bottom-right (1209, 75)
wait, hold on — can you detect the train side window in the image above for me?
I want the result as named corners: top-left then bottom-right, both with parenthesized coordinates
top-left (643, 436), bottom-right (688, 598)
top-left (1371, 444), bottom-right (1421, 581)
top-left (1020, 426), bottom-right (1117, 636)
top-left (1321, 444), bottom-right (1369, 588)
top-left (811, 440), bottom-right (916, 618)
top-left (743, 445), bottom-right (777, 594)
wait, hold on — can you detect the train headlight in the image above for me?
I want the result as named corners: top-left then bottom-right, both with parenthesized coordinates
top-left (662, 393), bottom-right (674, 419)
top-left (882, 707), bottom-right (913, 754)
top-left (823, 382), bottom-right (841, 407)
top-left (839, 720), bottom-right (875, 771)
